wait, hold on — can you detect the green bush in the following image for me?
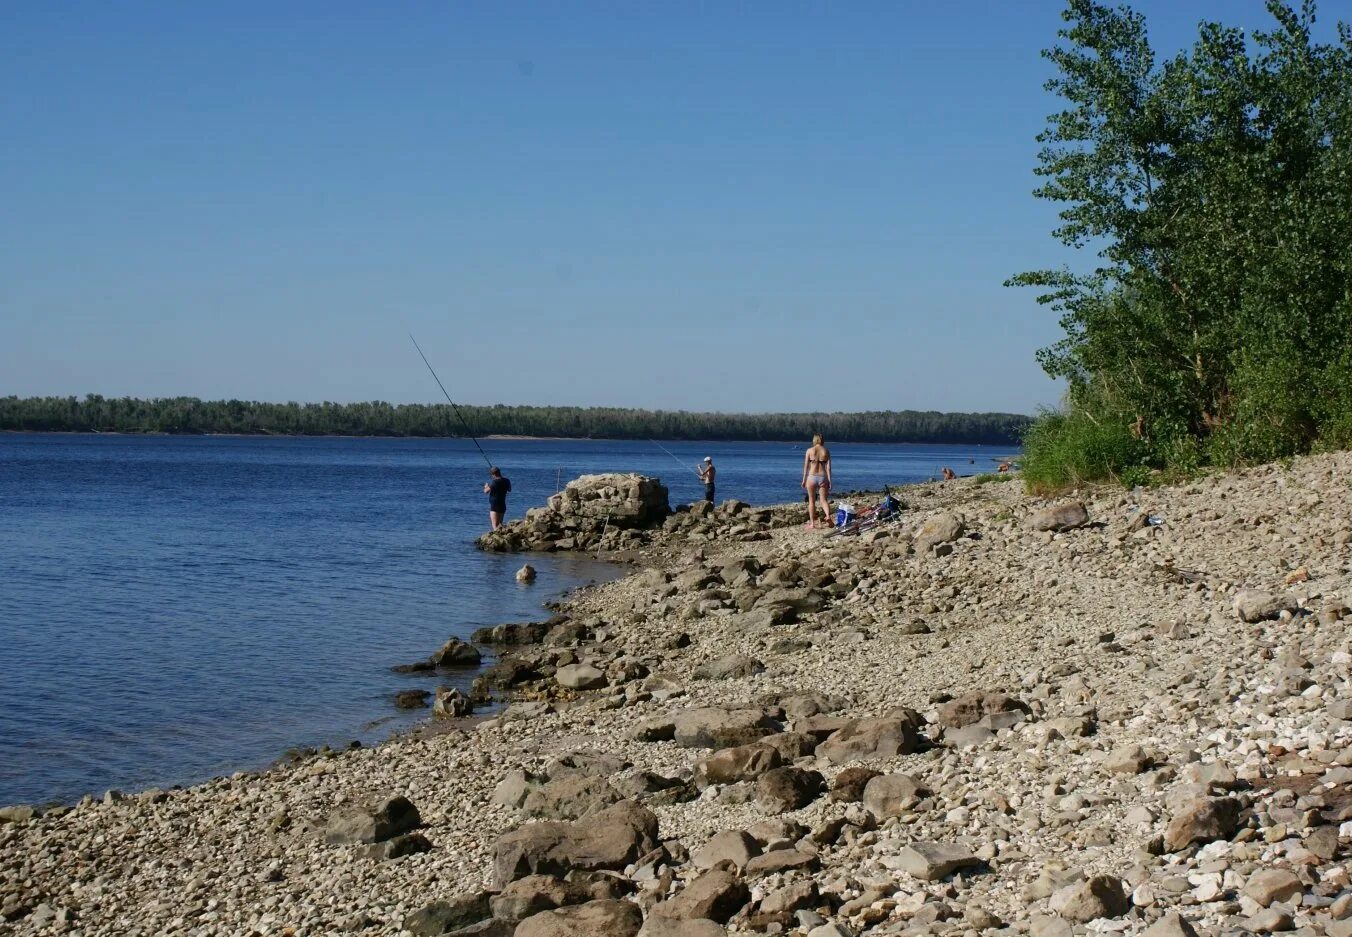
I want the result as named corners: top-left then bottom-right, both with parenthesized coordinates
top-left (1021, 409), bottom-right (1146, 492)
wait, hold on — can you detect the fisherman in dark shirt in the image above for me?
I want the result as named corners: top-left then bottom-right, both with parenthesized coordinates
top-left (484, 466), bottom-right (511, 530)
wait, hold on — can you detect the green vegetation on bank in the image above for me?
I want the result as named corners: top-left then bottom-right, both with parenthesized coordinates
top-left (0, 395), bottom-right (1031, 445)
top-left (1011, 0), bottom-right (1352, 489)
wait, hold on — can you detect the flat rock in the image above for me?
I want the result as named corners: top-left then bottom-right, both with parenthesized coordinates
top-left (1234, 590), bottom-right (1299, 623)
top-left (946, 724), bottom-right (996, 748)
top-left (515, 898), bottom-right (642, 937)
top-left (638, 919), bottom-right (728, 937)
top-left (354, 831), bottom-right (432, 860)
top-left (521, 775), bottom-right (624, 821)
top-left (672, 708), bottom-right (780, 750)
top-left (555, 663), bottom-right (607, 691)
top-left (892, 843), bottom-right (981, 881)
top-left (402, 892), bottom-right (491, 935)
top-left (743, 848), bottom-right (819, 877)
top-left (693, 654), bottom-right (765, 680)
top-left (1243, 869), bottom-right (1304, 908)
top-left (1142, 914), bottom-right (1199, 937)
top-left (490, 874), bottom-right (612, 922)
top-left (1027, 501), bottom-right (1090, 531)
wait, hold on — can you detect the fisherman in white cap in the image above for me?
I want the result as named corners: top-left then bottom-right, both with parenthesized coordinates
top-left (698, 456), bottom-right (716, 503)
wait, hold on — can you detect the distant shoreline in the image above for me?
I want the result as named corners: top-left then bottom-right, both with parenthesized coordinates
top-left (0, 428), bottom-right (1016, 447)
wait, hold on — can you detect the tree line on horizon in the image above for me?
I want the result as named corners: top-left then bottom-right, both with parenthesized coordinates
top-left (0, 395), bottom-right (1032, 445)
top-left (1012, 0), bottom-right (1352, 488)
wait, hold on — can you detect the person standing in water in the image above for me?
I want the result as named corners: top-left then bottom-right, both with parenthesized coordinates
top-left (484, 466), bottom-right (511, 530)
top-left (801, 434), bottom-right (832, 528)
top-left (698, 456), bottom-right (716, 502)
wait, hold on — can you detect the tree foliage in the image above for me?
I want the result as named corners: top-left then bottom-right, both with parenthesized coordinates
top-left (1010, 0), bottom-right (1352, 484)
top-left (0, 395), bottom-right (1030, 445)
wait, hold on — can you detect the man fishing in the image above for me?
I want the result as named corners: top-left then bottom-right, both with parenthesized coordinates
top-left (484, 466), bottom-right (511, 530)
top-left (698, 456), bottom-right (716, 502)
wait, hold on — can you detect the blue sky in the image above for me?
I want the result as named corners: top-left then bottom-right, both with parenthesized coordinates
top-left (1, 1), bottom-right (1332, 414)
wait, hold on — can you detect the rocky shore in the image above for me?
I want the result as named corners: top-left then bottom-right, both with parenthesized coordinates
top-left (4, 451), bottom-right (1352, 937)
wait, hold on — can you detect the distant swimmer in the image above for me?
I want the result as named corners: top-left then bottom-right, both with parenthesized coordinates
top-left (801, 435), bottom-right (832, 529)
top-left (484, 466), bottom-right (511, 530)
top-left (698, 456), bottom-right (716, 503)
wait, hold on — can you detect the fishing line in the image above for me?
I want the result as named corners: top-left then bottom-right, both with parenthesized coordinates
top-left (649, 438), bottom-right (702, 478)
top-left (409, 334), bottom-right (494, 470)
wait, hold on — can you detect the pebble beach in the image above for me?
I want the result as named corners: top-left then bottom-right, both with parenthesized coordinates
top-left (5, 452), bottom-right (1352, 937)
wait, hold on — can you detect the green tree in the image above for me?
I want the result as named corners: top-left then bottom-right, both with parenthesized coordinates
top-left (1010, 0), bottom-right (1352, 485)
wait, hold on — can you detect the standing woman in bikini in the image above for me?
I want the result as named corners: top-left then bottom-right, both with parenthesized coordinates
top-left (801, 434), bottom-right (832, 529)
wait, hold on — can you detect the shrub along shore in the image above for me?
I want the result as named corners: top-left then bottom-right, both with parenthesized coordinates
top-left (3, 451), bottom-right (1352, 935)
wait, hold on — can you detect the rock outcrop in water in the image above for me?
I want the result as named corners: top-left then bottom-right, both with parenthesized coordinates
top-left (477, 473), bottom-right (671, 553)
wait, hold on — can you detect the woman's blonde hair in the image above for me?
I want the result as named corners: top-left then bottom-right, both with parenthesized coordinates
top-left (812, 434), bottom-right (823, 446)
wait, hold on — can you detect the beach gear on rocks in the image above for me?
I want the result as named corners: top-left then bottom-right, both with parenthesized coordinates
top-left (831, 489), bottom-right (904, 537)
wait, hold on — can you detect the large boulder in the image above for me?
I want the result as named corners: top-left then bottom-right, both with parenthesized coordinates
top-left (324, 794), bottom-right (421, 845)
top-left (1027, 501), bottom-right (1090, 532)
top-left (816, 710), bottom-right (924, 764)
top-left (672, 708), bottom-right (780, 749)
top-left (492, 801), bottom-right (659, 888)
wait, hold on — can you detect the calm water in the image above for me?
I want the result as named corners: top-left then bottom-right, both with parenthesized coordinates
top-left (0, 434), bottom-right (1008, 804)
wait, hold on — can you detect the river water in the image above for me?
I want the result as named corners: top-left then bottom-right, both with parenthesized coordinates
top-left (0, 434), bottom-right (1010, 804)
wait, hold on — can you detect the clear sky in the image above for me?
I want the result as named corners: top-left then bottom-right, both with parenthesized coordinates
top-left (0, 1), bottom-right (1328, 415)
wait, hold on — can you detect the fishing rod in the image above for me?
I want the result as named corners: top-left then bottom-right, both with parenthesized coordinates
top-left (649, 438), bottom-right (702, 478)
top-left (409, 334), bottom-right (494, 470)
